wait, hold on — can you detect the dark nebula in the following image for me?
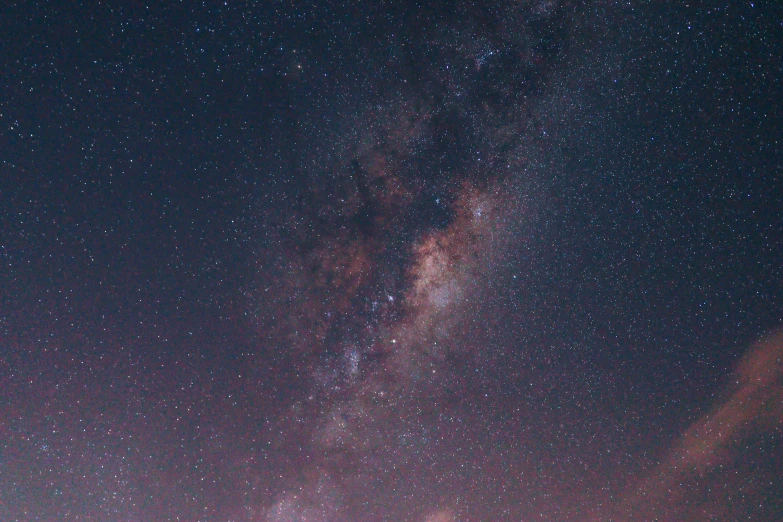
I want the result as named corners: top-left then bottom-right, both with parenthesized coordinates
top-left (2, 1), bottom-right (782, 521)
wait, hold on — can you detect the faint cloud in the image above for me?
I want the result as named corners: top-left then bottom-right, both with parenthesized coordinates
top-left (424, 508), bottom-right (455, 522)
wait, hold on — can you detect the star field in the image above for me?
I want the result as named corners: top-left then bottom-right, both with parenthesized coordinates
top-left (1, 2), bottom-right (782, 521)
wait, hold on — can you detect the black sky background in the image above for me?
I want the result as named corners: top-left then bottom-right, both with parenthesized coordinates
top-left (2, 1), bottom-right (783, 521)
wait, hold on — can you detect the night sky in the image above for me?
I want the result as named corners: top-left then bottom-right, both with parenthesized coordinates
top-left (2, 2), bottom-right (783, 521)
